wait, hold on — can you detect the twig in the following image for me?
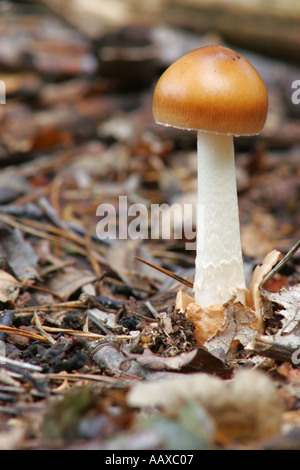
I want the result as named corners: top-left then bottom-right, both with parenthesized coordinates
top-left (246, 334), bottom-right (300, 363)
top-left (0, 325), bottom-right (51, 343)
top-left (0, 356), bottom-right (43, 372)
top-left (125, 309), bottom-right (158, 323)
top-left (261, 239), bottom-right (300, 286)
top-left (46, 372), bottom-right (129, 384)
top-left (134, 256), bottom-right (193, 288)
top-left (38, 258), bottom-right (76, 277)
top-left (0, 213), bottom-right (88, 256)
top-left (24, 283), bottom-right (65, 301)
top-left (33, 312), bottom-right (56, 344)
top-left (144, 301), bottom-right (159, 319)
top-left (38, 196), bottom-right (77, 235)
top-left (40, 325), bottom-right (136, 340)
top-left (10, 299), bottom-right (87, 318)
top-left (41, 325), bottom-right (106, 339)
top-left (0, 213), bottom-right (107, 263)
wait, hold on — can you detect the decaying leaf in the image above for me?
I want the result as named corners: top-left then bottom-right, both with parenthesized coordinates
top-left (268, 284), bottom-right (300, 336)
top-left (44, 266), bottom-right (96, 301)
top-left (185, 301), bottom-right (225, 346)
top-left (0, 270), bottom-right (20, 304)
top-left (175, 290), bottom-right (259, 353)
top-left (88, 308), bottom-right (127, 334)
top-left (107, 240), bottom-right (165, 295)
top-left (175, 250), bottom-right (283, 352)
top-left (246, 249), bottom-right (282, 331)
top-left (0, 227), bottom-right (39, 282)
top-left (205, 298), bottom-right (260, 353)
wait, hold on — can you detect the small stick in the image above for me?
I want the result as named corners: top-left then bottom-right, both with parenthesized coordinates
top-left (10, 299), bottom-right (87, 318)
top-left (246, 333), bottom-right (300, 363)
top-left (46, 372), bottom-right (128, 384)
top-left (40, 325), bottom-right (135, 340)
top-left (134, 256), bottom-right (193, 288)
top-left (0, 325), bottom-right (51, 343)
top-left (0, 355), bottom-right (43, 372)
top-left (33, 312), bottom-right (56, 344)
top-left (261, 239), bottom-right (300, 286)
top-left (144, 301), bottom-right (159, 319)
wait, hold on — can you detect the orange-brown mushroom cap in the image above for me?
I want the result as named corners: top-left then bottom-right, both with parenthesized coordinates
top-left (153, 45), bottom-right (268, 136)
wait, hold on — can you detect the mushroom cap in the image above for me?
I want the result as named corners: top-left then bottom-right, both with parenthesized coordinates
top-left (153, 45), bottom-right (268, 136)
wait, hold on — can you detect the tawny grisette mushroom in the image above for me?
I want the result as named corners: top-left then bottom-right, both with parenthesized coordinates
top-left (153, 45), bottom-right (268, 308)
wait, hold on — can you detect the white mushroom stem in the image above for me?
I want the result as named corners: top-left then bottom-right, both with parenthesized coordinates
top-left (194, 131), bottom-right (246, 308)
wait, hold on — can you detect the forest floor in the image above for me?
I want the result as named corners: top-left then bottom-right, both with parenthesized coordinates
top-left (0, 1), bottom-right (299, 451)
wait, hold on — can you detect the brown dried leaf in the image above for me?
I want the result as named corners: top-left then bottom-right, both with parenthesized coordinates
top-left (0, 270), bottom-right (20, 304)
top-left (205, 299), bottom-right (259, 353)
top-left (246, 249), bottom-right (282, 331)
top-left (175, 289), bottom-right (194, 311)
top-left (44, 266), bottom-right (96, 301)
top-left (0, 227), bottom-right (39, 282)
top-left (176, 290), bottom-right (259, 353)
top-left (107, 240), bottom-right (165, 293)
top-left (185, 301), bottom-right (225, 347)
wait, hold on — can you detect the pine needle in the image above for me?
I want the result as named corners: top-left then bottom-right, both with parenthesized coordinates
top-left (134, 256), bottom-right (193, 288)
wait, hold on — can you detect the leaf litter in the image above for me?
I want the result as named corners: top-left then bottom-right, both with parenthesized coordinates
top-left (0, 1), bottom-right (299, 451)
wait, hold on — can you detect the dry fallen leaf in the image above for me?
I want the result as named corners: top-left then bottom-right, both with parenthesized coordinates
top-left (185, 301), bottom-right (225, 346)
top-left (44, 265), bottom-right (96, 301)
top-left (0, 227), bottom-right (39, 282)
top-left (246, 249), bottom-right (282, 331)
top-left (205, 298), bottom-right (260, 353)
top-left (268, 284), bottom-right (300, 336)
top-left (185, 296), bottom-right (259, 353)
top-left (176, 250), bottom-right (283, 352)
top-left (107, 240), bottom-right (165, 295)
top-left (0, 269), bottom-right (20, 304)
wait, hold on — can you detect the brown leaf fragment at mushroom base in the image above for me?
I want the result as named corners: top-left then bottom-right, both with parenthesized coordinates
top-left (204, 298), bottom-right (260, 354)
top-left (176, 290), bottom-right (259, 353)
top-left (175, 290), bottom-right (225, 346)
top-left (175, 249), bottom-right (282, 352)
top-left (246, 249), bottom-right (282, 332)
top-left (185, 301), bottom-right (225, 347)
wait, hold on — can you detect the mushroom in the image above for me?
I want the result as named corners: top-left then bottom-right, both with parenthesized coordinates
top-left (153, 45), bottom-right (268, 308)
